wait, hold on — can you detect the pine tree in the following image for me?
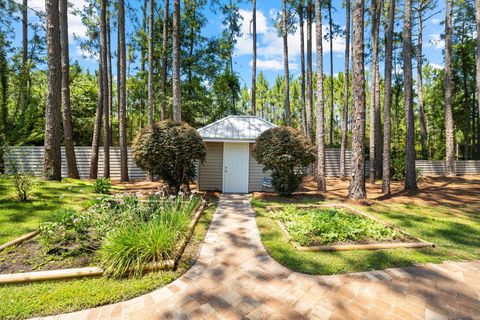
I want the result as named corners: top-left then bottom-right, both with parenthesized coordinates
top-left (348, 0), bottom-right (366, 199)
top-left (315, 0), bottom-right (326, 191)
top-left (44, 0), bottom-right (62, 181)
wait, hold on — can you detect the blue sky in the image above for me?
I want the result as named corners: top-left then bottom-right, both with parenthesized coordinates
top-left (11, 0), bottom-right (446, 87)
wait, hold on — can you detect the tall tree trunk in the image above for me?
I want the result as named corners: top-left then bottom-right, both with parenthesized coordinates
top-left (374, 43), bottom-right (382, 178)
top-left (282, 0), bottom-right (291, 126)
top-left (368, 0), bottom-right (380, 184)
top-left (476, 0), bottom-right (480, 158)
top-left (348, 0), bottom-right (366, 199)
top-left (161, 0), bottom-right (169, 120)
top-left (315, 0), bottom-right (326, 191)
top-left (299, 1), bottom-right (306, 134)
top-left (100, 0), bottom-right (110, 178)
top-left (340, 0), bottom-right (350, 180)
top-left (403, 0), bottom-right (416, 189)
top-left (252, 0), bottom-right (257, 116)
top-left (44, 0), bottom-right (62, 181)
top-left (417, 0), bottom-right (428, 160)
top-left (59, 0), bottom-right (79, 179)
top-left (147, 0), bottom-right (155, 125)
top-left (328, 0), bottom-right (334, 146)
top-left (306, 0), bottom-right (313, 142)
top-left (20, 0), bottom-right (28, 116)
top-left (445, 0), bottom-right (455, 176)
top-left (172, 0), bottom-right (181, 121)
top-left (89, 70), bottom-right (103, 179)
top-left (140, 0), bottom-right (148, 130)
top-left (119, 0), bottom-right (129, 181)
top-left (382, 0), bottom-right (395, 194)
top-left (106, 8), bottom-right (113, 146)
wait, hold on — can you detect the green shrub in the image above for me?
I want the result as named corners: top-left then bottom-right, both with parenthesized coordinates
top-left (132, 120), bottom-right (206, 193)
top-left (253, 127), bottom-right (316, 196)
top-left (391, 157), bottom-right (422, 182)
top-left (11, 172), bottom-right (37, 201)
top-left (94, 178), bottom-right (112, 194)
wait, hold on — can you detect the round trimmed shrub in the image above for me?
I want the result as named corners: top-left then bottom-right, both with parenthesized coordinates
top-left (253, 127), bottom-right (316, 196)
top-left (132, 120), bottom-right (206, 193)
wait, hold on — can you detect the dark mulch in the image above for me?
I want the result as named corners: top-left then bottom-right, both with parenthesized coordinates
top-left (0, 237), bottom-right (94, 274)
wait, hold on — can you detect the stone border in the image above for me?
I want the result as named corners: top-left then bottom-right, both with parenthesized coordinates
top-left (0, 201), bottom-right (207, 285)
top-left (267, 203), bottom-right (435, 252)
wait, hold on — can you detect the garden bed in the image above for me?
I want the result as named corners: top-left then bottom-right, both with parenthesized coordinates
top-left (0, 193), bottom-right (206, 283)
top-left (266, 203), bottom-right (433, 251)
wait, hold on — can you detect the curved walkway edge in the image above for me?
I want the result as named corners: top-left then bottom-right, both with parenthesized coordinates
top-left (34, 195), bottom-right (480, 320)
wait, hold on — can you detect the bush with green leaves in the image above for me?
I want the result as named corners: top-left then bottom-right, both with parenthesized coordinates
top-left (391, 157), bottom-right (423, 182)
top-left (132, 120), bottom-right (206, 193)
top-left (11, 172), bottom-right (37, 201)
top-left (253, 127), bottom-right (316, 196)
top-left (94, 178), bottom-right (112, 194)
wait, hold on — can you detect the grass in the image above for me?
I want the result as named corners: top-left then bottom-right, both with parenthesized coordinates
top-left (273, 205), bottom-right (404, 246)
top-left (0, 199), bottom-right (217, 320)
top-left (98, 196), bottom-right (201, 277)
top-left (253, 197), bottom-right (480, 275)
top-left (0, 176), bottom-right (100, 245)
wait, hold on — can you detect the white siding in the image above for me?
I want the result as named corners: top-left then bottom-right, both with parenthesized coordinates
top-left (198, 142), bottom-right (223, 191)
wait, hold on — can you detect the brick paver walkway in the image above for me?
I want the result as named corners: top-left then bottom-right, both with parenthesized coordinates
top-left (36, 195), bottom-right (480, 320)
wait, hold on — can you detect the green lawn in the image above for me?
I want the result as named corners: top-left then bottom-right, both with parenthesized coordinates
top-left (0, 176), bottom-right (99, 245)
top-left (0, 199), bottom-right (216, 320)
top-left (253, 197), bottom-right (480, 275)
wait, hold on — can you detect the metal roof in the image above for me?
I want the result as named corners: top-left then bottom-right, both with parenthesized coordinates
top-left (198, 116), bottom-right (277, 142)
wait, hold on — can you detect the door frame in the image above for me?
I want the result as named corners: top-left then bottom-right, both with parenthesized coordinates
top-left (222, 142), bottom-right (250, 193)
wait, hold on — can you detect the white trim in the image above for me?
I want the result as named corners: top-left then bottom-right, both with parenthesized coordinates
top-left (203, 138), bottom-right (256, 143)
top-left (222, 143), bottom-right (226, 192)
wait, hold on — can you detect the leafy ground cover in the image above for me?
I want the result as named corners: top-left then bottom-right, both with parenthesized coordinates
top-left (0, 176), bottom-right (99, 245)
top-left (253, 196), bottom-right (480, 275)
top-left (0, 194), bottom-right (202, 276)
top-left (272, 205), bottom-right (406, 246)
top-left (0, 198), bottom-right (217, 320)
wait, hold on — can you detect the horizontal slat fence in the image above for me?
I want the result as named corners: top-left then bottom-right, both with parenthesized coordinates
top-left (4, 147), bottom-right (480, 180)
top-left (5, 146), bottom-right (146, 180)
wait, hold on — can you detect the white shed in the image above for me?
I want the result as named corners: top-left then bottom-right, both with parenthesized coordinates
top-left (197, 115), bottom-right (276, 193)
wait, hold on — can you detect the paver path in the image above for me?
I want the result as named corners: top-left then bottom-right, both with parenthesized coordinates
top-left (36, 195), bottom-right (480, 320)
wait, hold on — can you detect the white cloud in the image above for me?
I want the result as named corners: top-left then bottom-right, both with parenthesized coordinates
top-left (431, 18), bottom-right (441, 25)
top-left (252, 59), bottom-right (283, 71)
top-left (429, 63), bottom-right (444, 70)
top-left (16, 0), bottom-right (88, 41)
top-left (250, 58), bottom-right (298, 71)
top-left (235, 9), bottom-right (269, 56)
top-left (235, 9), bottom-right (345, 60)
top-left (427, 33), bottom-right (445, 50)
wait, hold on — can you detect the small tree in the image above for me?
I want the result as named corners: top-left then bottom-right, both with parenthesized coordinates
top-left (253, 127), bottom-right (316, 196)
top-left (132, 120), bottom-right (206, 193)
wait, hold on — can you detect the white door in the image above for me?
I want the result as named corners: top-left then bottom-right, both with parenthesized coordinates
top-left (223, 143), bottom-right (249, 193)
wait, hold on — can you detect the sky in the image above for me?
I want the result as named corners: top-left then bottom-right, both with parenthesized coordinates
top-left (10, 0), bottom-right (447, 88)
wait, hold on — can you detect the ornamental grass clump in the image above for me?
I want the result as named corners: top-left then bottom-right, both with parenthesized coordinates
top-left (98, 194), bottom-right (202, 277)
